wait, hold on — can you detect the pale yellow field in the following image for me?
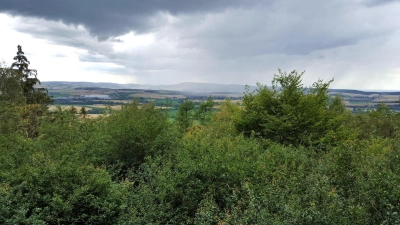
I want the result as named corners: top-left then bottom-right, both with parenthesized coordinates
top-left (373, 95), bottom-right (399, 102)
top-left (129, 92), bottom-right (186, 98)
top-left (99, 100), bottom-right (131, 104)
top-left (213, 99), bottom-right (242, 104)
top-left (48, 105), bottom-right (93, 111)
top-left (90, 104), bottom-right (122, 109)
top-left (191, 99), bottom-right (241, 105)
top-left (55, 89), bottom-right (115, 95)
top-left (85, 114), bottom-right (106, 118)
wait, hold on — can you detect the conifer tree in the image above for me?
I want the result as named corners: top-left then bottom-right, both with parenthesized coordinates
top-left (0, 61), bottom-right (24, 134)
top-left (11, 45), bottom-right (52, 105)
top-left (0, 45), bottom-right (52, 137)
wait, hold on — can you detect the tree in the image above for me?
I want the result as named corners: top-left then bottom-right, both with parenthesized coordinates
top-left (328, 94), bottom-right (346, 115)
top-left (211, 99), bottom-right (241, 136)
top-left (176, 99), bottom-right (194, 131)
top-left (236, 69), bottom-right (337, 148)
top-left (0, 45), bottom-right (52, 137)
top-left (196, 96), bottom-right (215, 125)
top-left (10, 45), bottom-right (52, 105)
top-left (351, 103), bottom-right (400, 139)
top-left (102, 102), bottom-right (174, 179)
top-left (0, 61), bottom-right (24, 104)
top-left (80, 106), bottom-right (87, 118)
top-left (0, 61), bottom-right (25, 135)
top-left (69, 105), bottom-right (78, 114)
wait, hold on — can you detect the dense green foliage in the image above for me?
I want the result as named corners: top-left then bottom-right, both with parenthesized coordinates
top-left (236, 70), bottom-right (349, 149)
top-left (176, 99), bottom-right (195, 131)
top-left (1, 67), bottom-right (400, 224)
top-left (1, 46), bottom-right (52, 138)
top-left (195, 96), bottom-right (215, 125)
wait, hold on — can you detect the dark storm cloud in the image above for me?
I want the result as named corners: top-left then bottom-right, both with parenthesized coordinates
top-left (0, 0), bottom-right (261, 39)
top-left (2, 0), bottom-right (377, 57)
top-left (1, 0), bottom-right (399, 89)
top-left (171, 1), bottom-right (383, 56)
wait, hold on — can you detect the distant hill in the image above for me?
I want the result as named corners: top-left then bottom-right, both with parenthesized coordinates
top-left (41, 81), bottom-right (400, 95)
top-left (41, 81), bottom-right (141, 89)
top-left (42, 81), bottom-right (257, 93)
top-left (329, 89), bottom-right (400, 95)
top-left (149, 82), bottom-right (256, 93)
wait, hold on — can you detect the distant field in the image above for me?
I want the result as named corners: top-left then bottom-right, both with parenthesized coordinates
top-left (129, 92), bottom-right (186, 99)
top-left (49, 87), bottom-right (115, 99)
top-left (91, 104), bottom-right (122, 109)
top-left (45, 82), bottom-right (400, 118)
top-left (85, 114), bottom-right (105, 118)
top-left (48, 105), bottom-right (92, 111)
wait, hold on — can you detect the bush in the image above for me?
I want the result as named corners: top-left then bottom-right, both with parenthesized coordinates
top-left (236, 70), bottom-right (348, 149)
top-left (101, 102), bottom-right (177, 179)
top-left (0, 134), bottom-right (129, 224)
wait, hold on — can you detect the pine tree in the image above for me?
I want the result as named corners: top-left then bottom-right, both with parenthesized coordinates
top-left (0, 61), bottom-right (24, 134)
top-left (0, 45), bottom-right (53, 137)
top-left (11, 45), bottom-right (52, 105)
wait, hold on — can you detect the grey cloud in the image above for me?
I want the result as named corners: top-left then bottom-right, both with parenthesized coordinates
top-left (11, 17), bottom-right (119, 61)
top-left (363, 0), bottom-right (400, 6)
top-left (1, 0), bottom-right (400, 89)
top-left (6, 0), bottom-right (376, 59)
top-left (111, 38), bottom-right (123, 43)
top-left (0, 0), bottom-right (262, 39)
top-left (165, 2), bottom-right (384, 57)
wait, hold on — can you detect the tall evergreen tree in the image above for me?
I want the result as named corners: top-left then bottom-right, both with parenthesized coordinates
top-left (11, 45), bottom-right (52, 105)
top-left (0, 61), bottom-right (24, 135)
top-left (0, 45), bottom-right (52, 137)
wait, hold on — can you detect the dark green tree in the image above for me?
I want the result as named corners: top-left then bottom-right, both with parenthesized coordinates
top-left (176, 99), bottom-right (194, 131)
top-left (0, 61), bottom-right (24, 104)
top-left (351, 103), bottom-right (400, 139)
top-left (80, 106), bottom-right (87, 118)
top-left (69, 105), bottom-right (78, 114)
top-left (329, 94), bottom-right (346, 115)
top-left (0, 45), bottom-right (53, 137)
top-left (0, 61), bottom-right (25, 135)
top-left (236, 69), bottom-right (337, 148)
top-left (11, 45), bottom-right (52, 105)
top-left (196, 96), bottom-right (215, 125)
top-left (101, 102), bottom-right (177, 179)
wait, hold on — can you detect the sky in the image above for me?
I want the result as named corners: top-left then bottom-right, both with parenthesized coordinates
top-left (0, 0), bottom-right (400, 90)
